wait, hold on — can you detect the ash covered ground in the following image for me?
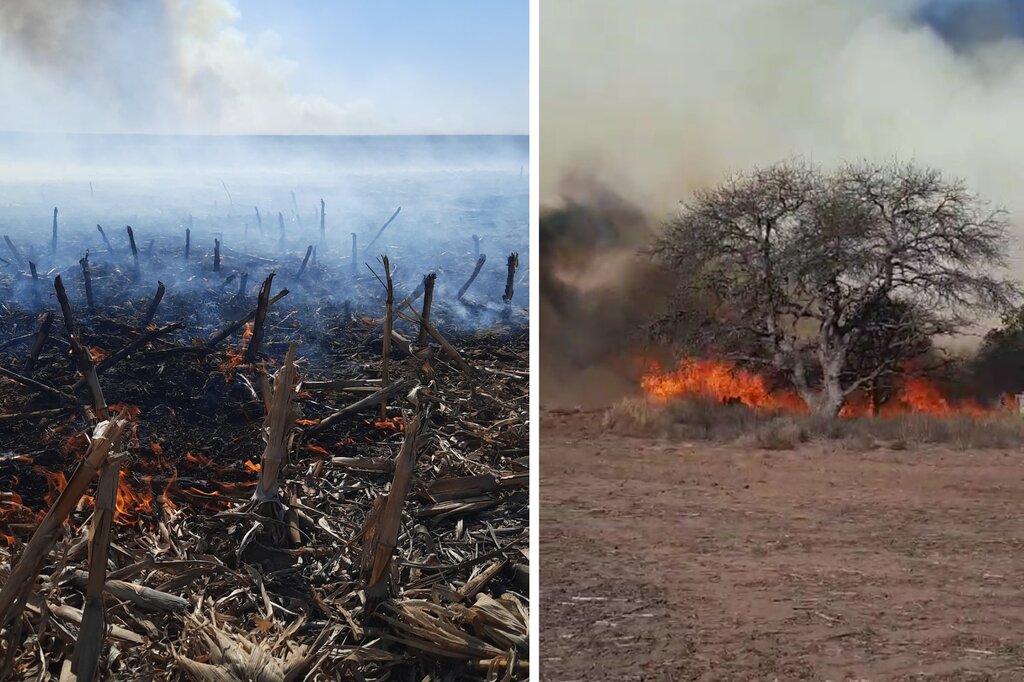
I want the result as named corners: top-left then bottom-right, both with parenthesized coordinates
top-left (0, 134), bottom-right (530, 681)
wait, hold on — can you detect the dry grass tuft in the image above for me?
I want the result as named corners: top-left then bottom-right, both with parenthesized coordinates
top-left (604, 395), bottom-right (763, 441)
top-left (854, 413), bottom-right (1024, 450)
top-left (605, 395), bottom-right (1024, 450)
top-left (749, 417), bottom-right (810, 450)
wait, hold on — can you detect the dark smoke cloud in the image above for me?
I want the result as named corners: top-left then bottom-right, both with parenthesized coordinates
top-left (539, 179), bottom-right (671, 407)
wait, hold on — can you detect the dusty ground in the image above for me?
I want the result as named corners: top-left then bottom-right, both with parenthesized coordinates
top-left (541, 408), bottom-right (1024, 681)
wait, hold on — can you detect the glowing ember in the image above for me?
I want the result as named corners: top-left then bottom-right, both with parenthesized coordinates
top-left (642, 358), bottom-right (994, 417)
top-left (89, 346), bottom-right (109, 363)
top-left (372, 416), bottom-right (405, 431)
top-left (243, 459), bottom-right (261, 473)
top-left (61, 432), bottom-right (90, 458)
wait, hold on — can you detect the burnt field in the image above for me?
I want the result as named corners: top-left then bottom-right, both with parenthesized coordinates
top-left (0, 156), bottom-right (530, 681)
top-left (541, 408), bottom-right (1024, 681)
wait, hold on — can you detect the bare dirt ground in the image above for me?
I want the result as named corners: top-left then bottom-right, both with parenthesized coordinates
top-left (541, 408), bottom-right (1024, 681)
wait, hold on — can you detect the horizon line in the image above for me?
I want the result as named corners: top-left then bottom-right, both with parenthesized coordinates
top-left (0, 130), bottom-right (529, 138)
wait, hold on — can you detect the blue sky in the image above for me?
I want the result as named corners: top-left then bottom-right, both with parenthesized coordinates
top-left (918, 0), bottom-right (1024, 46)
top-left (234, 1), bottom-right (528, 134)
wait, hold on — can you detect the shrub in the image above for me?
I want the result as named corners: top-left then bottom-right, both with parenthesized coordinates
top-left (749, 417), bottom-right (809, 450)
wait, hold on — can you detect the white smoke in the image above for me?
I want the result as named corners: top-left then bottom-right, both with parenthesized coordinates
top-left (541, 0), bottom-right (1024, 224)
top-left (0, 0), bottom-right (375, 134)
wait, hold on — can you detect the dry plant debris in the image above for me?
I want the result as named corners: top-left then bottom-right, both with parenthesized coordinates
top-left (0, 226), bottom-right (529, 680)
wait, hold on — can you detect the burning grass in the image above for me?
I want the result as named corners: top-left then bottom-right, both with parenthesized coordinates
top-left (604, 395), bottom-right (1024, 450)
top-left (642, 357), bottom-right (997, 417)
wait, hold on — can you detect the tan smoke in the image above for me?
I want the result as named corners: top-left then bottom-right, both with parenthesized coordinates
top-left (0, 0), bottom-right (373, 134)
top-left (541, 0), bottom-right (1024, 223)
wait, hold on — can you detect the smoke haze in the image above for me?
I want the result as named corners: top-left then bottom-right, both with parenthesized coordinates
top-left (541, 0), bottom-right (1024, 220)
top-left (0, 3), bottom-right (529, 352)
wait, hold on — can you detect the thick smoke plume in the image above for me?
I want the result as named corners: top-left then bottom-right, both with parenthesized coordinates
top-left (540, 0), bottom-right (1024, 405)
top-left (539, 181), bottom-right (669, 407)
top-left (0, 0), bottom-right (371, 134)
top-left (542, 0), bottom-right (1024, 216)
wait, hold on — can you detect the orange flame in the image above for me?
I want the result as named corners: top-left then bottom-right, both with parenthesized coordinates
top-left (34, 467), bottom-right (68, 508)
top-left (215, 480), bottom-right (255, 494)
top-left (181, 487), bottom-right (233, 511)
top-left (109, 403), bottom-right (141, 419)
top-left (219, 322), bottom-right (254, 375)
top-left (642, 358), bottom-right (995, 417)
top-left (185, 451), bottom-right (213, 468)
top-left (150, 442), bottom-right (166, 467)
top-left (243, 459), bottom-right (261, 473)
top-left (160, 469), bottom-right (179, 515)
top-left (115, 471), bottom-right (153, 525)
top-left (642, 359), bottom-right (806, 412)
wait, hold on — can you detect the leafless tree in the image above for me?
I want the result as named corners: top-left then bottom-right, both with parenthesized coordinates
top-left (650, 160), bottom-right (1020, 416)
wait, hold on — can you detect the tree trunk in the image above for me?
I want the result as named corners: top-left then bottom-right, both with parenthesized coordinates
top-left (806, 388), bottom-right (844, 417)
top-left (795, 363), bottom-right (846, 417)
top-left (806, 335), bottom-right (848, 417)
